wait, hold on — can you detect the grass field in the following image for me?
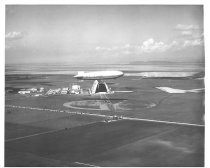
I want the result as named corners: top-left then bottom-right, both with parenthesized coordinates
top-left (5, 120), bottom-right (204, 167)
top-left (5, 74), bottom-right (204, 166)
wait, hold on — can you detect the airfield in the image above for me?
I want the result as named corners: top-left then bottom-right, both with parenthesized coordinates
top-left (5, 72), bottom-right (204, 166)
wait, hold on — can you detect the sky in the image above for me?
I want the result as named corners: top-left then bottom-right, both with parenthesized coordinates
top-left (5, 5), bottom-right (204, 64)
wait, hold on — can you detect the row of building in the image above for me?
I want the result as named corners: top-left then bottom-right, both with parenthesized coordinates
top-left (18, 84), bottom-right (82, 96)
top-left (18, 87), bottom-right (44, 94)
top-left (46, 84), bottom-right (81, 95)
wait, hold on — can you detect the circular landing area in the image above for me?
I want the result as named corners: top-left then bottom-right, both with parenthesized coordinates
top-left (63, 100), bottom-right (130, 111)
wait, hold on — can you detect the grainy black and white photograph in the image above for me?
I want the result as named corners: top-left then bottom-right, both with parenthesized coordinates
top-left (4, 4), bottom-right (205, 167)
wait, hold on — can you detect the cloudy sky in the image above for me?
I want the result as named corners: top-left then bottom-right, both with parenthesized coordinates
top-left (5, 5), bottom-right (204, 64)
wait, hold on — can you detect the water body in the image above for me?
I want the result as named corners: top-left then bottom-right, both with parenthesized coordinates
top-left (5, 63), bottom-right (204, 75)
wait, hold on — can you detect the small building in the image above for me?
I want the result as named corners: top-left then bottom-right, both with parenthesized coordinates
top-left (71, 90), bottom-right (80, 94)
top-left (18, 90), bottom-right (31, 94)
top-left (72, 85), bottom-right (80, 90)
top-left (71, 84), bottom-right (81, 94)
top-left (46, 89), bottom-right (53, 95)
top-left (33, 94), bottom-right (42, 97)
top-left (28, 88), bottom-right (37, 92)
top-left (39, 87), bottom-right (44, 92)
top-left (61, 90), bottom-right (68, 94)
top-left (54, 88), bottom-right (61, 94)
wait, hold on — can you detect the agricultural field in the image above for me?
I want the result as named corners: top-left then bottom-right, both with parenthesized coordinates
top-left (5, 73), bottom-right (204, 166)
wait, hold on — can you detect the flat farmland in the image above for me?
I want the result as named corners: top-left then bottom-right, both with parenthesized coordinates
top-left (5, 74), bottom-right (204, 166)
top-left (5, 120), bottom-right (204, 167)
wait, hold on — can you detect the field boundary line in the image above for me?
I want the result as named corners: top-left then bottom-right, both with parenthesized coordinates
top-left (124, 117), bottom-right (204, 127)
top-left (6, 104), bottom-right (204, 127)
top-left (5, 129), bottom-right (63, 142)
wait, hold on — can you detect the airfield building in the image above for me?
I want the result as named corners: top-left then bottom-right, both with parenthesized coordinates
top-left (29, 88), bottom-right (37, 92)
top-left (18, 90), bottom-right (31, 94)
top-left (72, 85), bottom-right (80, 90)
top-left (91, 80), bottom-right (110, 94)
top-left (61, 90), bottom-right (68, 94)
top-left (54, 88), bottom-right (61, 94)
top-left (71, 84), bottom-right (80, 94)
top-left (46, 89), bottom-right (53, 95)
top-left (61, 87), bottom-right (69, 94)
top-left (39, 87), bottom-right (44, 92)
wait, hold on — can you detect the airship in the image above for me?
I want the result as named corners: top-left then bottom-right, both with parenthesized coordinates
top-left (74, 71), bottom-right (124, 80)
